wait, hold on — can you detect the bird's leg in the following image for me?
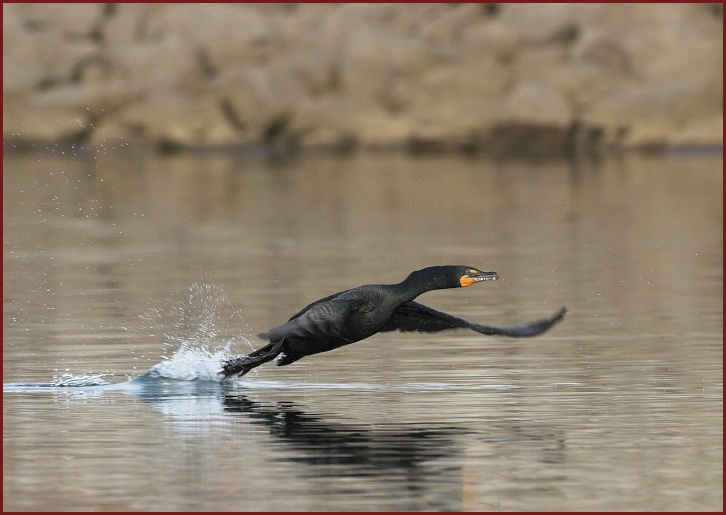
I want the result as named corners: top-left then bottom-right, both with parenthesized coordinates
top-left (221, 339), bottom-right (285, 378)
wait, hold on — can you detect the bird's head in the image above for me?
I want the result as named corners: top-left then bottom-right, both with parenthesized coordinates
top-left (408, 265), bottom-right (499, 290)
top-left (457, 266), bottom-right (499, 287)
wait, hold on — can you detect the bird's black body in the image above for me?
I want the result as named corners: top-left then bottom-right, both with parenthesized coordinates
top-left (221, 265), bottom-right (566, 378)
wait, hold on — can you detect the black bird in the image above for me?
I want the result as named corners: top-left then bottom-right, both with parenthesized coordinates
top-left (221, 265), bottom-right (566, 378)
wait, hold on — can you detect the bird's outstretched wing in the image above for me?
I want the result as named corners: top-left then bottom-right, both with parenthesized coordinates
top-left (381, 302), bottom-right (567, 337)
top-left (258, 297), bottom-right (364, 341)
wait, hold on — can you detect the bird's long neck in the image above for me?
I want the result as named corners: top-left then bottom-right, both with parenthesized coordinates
top-left (388, 271), bottom-right (447, 303)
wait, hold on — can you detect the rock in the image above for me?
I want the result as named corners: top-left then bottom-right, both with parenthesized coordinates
top-left (583, 80), bottom-right (722, 150)
top-left (4, 103), bottom-right (87, 144)
top-left (340, 25), bottom-right (434, 110)
top-left (10, 3), bottom-right (106, 38)
top-left (669, 115), bottom-right (724, 148)
top-left (495, 3), bottom-right (585, 45)
top-left (3, 3), bottom-right (722, 154)
top-left (118, 93), bottom-right (238, 148)
top-left (461, 22), bottom-right (522, 64)
top-left (3, 5), bottom-right (45, 92)
top-left (212, 63), bottom-right (302, 145)
top-left (30, 80), bottom-right (138, 118)
top-left (143, 4), bottom-right (274, 71)
top-left (501, 80), bottom-right (573, 127)
top-left (3, 4), bottom-right (98, 93)
top-left (571, 30), bottom-right (631, 73)
top-left (103, 33), bottom-right (204, 93)
top-left (477, 81), bottom-right (575, 158)
top-left (102, 3), bottom-right (159, 48)
top-left (419, 4), bottom-right (485, 45)
top-left (273, 11), bottom-right (346, 98)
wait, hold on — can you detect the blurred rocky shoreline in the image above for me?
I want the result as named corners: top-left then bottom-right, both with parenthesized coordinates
top-left (4, 3), bottom-right (723, 157)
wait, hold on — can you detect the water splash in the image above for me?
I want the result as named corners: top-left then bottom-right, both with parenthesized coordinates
top-left (135, 282), bottom-right (253, 383)
top-left (52, 373), bottom-right (111, 387)
top-left (4, 282), bottom-right (254, 390)
top-left (136, 344), bottom-right (232, 383)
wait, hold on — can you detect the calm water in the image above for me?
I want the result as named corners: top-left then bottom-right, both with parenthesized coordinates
top-left (3, 149), bottom-right (722, 511)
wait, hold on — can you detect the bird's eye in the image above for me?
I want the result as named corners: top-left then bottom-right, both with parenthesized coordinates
top-left (466, 269), bottom-right (476, 276)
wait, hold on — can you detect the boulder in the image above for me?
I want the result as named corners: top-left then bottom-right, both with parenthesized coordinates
top-left (3, 3), bottom-right (722, 154)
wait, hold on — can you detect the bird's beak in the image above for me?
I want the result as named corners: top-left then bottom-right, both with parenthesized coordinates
top-left (460, 270), bottom-right (498, 287)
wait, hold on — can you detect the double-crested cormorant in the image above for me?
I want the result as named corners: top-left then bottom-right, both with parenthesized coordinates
top-left (221, 265), bottom-right (566, 378)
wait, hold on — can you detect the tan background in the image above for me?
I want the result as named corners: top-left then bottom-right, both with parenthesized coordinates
top-left (3, 3), bottom-right (723, 156)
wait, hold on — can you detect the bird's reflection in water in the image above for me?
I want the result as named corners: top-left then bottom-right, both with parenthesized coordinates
top-left (223, 393), bottom-right (464, 471)
top-left (129, 382), bottom-right (566, 510)
top-left (221, 393), bottom-right (565, 510)
top-left (129, 382), bottom-right (566, 472)
top-left (223, 392), bottom-right (468, 510)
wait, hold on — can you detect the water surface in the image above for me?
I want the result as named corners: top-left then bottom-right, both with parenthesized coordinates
top-left (3, 150), bottom-right (722, 511)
